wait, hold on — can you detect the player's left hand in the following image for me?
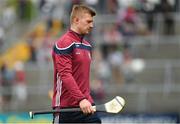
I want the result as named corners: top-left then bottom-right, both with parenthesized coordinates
top-left (79, 99), bottom-right (95, 114)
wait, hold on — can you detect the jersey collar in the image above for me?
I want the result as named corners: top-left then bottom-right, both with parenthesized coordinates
top-left (68, 29), bottom-right (84, 42)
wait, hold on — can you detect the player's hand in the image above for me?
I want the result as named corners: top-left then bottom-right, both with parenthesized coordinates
top-left (79, 99), bottom-right (95, 114)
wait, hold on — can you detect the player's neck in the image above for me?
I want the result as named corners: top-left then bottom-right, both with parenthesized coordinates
top-left (69, 27), bottom-right (84, 41)
top-left (70, 25), bottom-right (81, 35)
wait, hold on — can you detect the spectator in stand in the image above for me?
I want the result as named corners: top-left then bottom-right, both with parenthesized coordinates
top-left (107, 45), bottom-right (124, 84)
top-left (39, 0), bottom-right (46, 12)
top-left (13, 61), bottom-right (27, 109)
top-left (116, 5), bottom-right (137, 50)
top-left (17, 0), bottom-right (35, 21)
top-left (103, 24), bottom-right (123, 44)
top-left (2, 5), bottom-right (16, 29)
top-left (0, 62), bottom-right (14, 111)
top-left (27, 32), bottom-right (37, 63)
top-left (106, 0), bottom-right (119, 14)
top-left (158, 0), bottom-right (175, 35)
top-left (140, 0), bottom-right (156, 33)
top-left (17, 0), bottom-right (27, 20)
top-left (117, 5), bottom-right (137, 36)
top-left (122, 49), bottom-right (134, 83)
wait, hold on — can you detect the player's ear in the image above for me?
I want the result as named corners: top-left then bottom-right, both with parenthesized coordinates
top-left (74, 17), bottom-right (79, 24)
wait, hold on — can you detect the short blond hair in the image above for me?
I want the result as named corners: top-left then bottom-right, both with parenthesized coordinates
top-left (70, 4), bottom-right (96, 24)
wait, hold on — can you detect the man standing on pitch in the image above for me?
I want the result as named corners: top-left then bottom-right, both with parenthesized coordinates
top-left (52, 4), bottom-right (101, 123)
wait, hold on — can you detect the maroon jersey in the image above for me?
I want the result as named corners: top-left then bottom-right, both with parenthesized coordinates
top-left (52, 30), bottom-right (94, 108)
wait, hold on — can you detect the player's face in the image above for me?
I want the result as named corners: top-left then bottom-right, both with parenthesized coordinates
top-left (78, 13), bottom-right (94, 35)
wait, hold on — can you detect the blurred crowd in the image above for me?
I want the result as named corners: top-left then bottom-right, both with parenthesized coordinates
top-left (0, 0), bottom-right (179, 109)
top-left (0, 61), bottom-right (27, 111)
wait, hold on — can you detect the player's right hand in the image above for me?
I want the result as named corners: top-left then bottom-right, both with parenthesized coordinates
top-left (79, 99), bottom-right (95, 114)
